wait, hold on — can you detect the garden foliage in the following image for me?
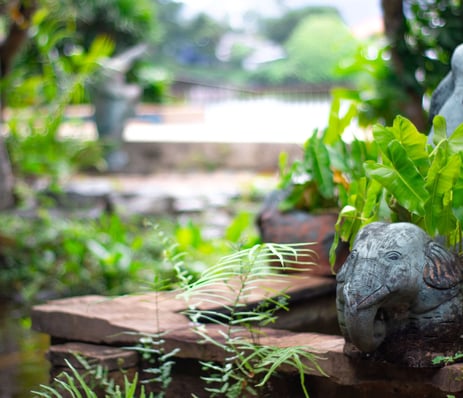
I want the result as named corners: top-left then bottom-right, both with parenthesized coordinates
top-left (278, 95), bottom-right (377, 213)
top-left (332, 115), bottom-right (463, 264)
top-left (31, 242), bottom-right (324, 397)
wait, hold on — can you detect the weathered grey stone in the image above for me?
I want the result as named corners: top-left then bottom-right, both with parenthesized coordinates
top-left (336, 222), bottom-right (463, 367)
top-left (429, 43), bottom-right (463, 139)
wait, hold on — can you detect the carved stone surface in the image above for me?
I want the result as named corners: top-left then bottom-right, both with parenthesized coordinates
top-left (336, 222), bottom-right (463, 367)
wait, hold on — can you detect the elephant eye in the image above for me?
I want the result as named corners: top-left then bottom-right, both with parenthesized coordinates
top-left (386, 251), bottom-right (401, 261)
top-left (349, 249), bottom-right (357, 260)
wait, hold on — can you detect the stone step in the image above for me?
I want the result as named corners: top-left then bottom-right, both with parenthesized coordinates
top-left (31, 275), bottom-right (463, 397)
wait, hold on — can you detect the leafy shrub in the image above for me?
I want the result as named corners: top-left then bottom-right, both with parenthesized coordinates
top-left (0, 208), bottom-right (261, 303)
top-left (32, 242), bottom-right (324, 397)
top-left (332, 115), bottom-right (463, 259)
top-left (0, 213), bottom-right (167, 301)
top-left (278, 96), bottom-right (378, 213)
top-left (178, 243), bottom-right (323, 397)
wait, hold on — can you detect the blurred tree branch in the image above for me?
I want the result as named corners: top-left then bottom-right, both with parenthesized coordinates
top-left (0, 0), bottom-right (36, 208)
top-left (0, 0), bottom-right (38, 115)
top-left (381, 0), bottom-right (427, 131)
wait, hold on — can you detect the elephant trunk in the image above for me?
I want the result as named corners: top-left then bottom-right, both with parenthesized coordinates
top-left (342, 284), bottom-right (390, 353)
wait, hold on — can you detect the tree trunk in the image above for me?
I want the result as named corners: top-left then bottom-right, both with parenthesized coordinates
top-left (0, 125), bottom-right (14, 209)
top-left (0, 0), bottom-right (37, 208)
top-left (381, 0), bottom-right (428, 132)
top-left (0, 58), bottom-right (14, 209)
top-left (0, 0), bottom-right (37, 120)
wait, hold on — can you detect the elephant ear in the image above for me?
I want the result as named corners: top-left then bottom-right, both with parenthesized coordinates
top-left (423, 241), bottom-right (463, 289)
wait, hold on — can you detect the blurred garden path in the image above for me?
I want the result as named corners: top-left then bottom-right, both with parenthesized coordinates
top-left (67, 169), bottom-right (276, 215)
top-left (65, 170), bottom-right (275, 239)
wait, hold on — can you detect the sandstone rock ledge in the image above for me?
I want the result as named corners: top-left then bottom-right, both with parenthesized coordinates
top-left (31, 275), bottom-right (463, 397)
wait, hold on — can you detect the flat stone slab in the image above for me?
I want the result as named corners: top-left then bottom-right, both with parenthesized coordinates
top-left (31, 275), bottom-right (336, 345)
top-left (48, 342), bottom-right (138, 370)
top-left (31, 275), bottom-right (463, 394)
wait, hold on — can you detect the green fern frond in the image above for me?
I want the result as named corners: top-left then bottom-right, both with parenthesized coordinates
top-left (176, 242), bottom-right (321, 397)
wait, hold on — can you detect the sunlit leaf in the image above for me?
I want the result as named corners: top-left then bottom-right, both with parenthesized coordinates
top-left (448, 124), bottom-right (463, 155)
top-left (324, 95), bottom-right (357, 145)
top-left (365, 140), bottom-right (429, 215)
top-left (336, 205), bottom-right (358, 243)
top-left (372, 123), bottom-right (395, 159)
top-left (437, 191), bottom-right (458, 238)
top-left (432, 115), bottom-right (447, 146)
top-left (304, 134), bottom-right (334, 199)
top-left (374, 116), bottom-right (429, 173)
top-left (361, 178), bottom-right (383, 222)
top-left (426, 152), bottom-right (461, 197)
top-left (453, 175), bottom-right (463, 222)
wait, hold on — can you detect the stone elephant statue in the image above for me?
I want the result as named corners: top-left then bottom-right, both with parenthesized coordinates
top-left (336, 222), bottom-right (463, 367)
top-left (428, 43), bottom-right (463, 141)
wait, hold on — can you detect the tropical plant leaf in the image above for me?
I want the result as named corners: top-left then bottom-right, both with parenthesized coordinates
top-left (374, 116), bottom-right (429, 173)
top-left (361, 178), bottom-right (383, 223)
top-left (304, 134), bottom-right (334, 199)
top-left (426, 152), bottom-right (461, 198)
top-left (365, 140), bottom-right (430, 216)
top-left (324, 94), bottom-right (357, 145)
top-left (391, 116), bottom-right (428, 159)
top-left (329, 204), bottom-right (357, 266)
top-left (448, 124), bottom-right (463, 155)
top-left (350, 139), bottom-right (378, 179)
top-left (372, 123), bottom-right (395, 158)
top-left (277, 151), bottom-right (293, 188)
top-left (424, 136), bottom-right (461, 236)
top-left (453, 175), bottom-right (463, 223)
top-left (432, 115), bottom-right (447, 146)
top-left (435, 191), bottom-right (459, 243)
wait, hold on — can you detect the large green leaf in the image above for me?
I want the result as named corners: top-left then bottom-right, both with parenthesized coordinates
top-left (425, 152), bottom-right (461, 236)
top-left (349, 139), bottom-right (378, 180)
top-left (426, 152), bottom-right (461, 197)
top-left (326, 140), bottom-right (348, 172)
top-left (374, 116), bottom-right (429, 173)
top-left (452, 175), bottom-right (463, 223)
top-left (361, 178), bottom-right (383, 222)
top-left (372, 124), bottom-right (395, 160)
top-left (434, 191), bottom-right (459, 243)
top-left (329, 177), bottom-right (380, 262)
top-left (324, 95), bottom-right (357, 146)
top-left (329, 205), bottom-right (358, 265)
top-left (392, 116), bottom-right (428, 154)
top-left (305, 134), bottom-right (334, 199)
top-left (365, 140), bottom-right (429, 216)
top-left (448, 124), bottom-right (463, 155)
top-left (432, 115), bottom-right (447, 146)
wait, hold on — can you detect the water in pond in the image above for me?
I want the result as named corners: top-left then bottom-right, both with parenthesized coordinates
top-left (0, 301), bottom-right (49, 398)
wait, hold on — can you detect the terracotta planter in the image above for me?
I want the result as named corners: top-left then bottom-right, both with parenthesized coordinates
top-left (257, 190), bottom-right (349, 276)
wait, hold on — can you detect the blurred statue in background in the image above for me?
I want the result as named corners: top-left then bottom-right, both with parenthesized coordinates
top-left (91, 44), bottom-right (148, 171)
top-left (428, 43), bottom-right (463, 141)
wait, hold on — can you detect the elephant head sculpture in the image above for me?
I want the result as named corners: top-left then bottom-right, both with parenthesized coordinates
top-left (336, 222), bottom-right (463, 367)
